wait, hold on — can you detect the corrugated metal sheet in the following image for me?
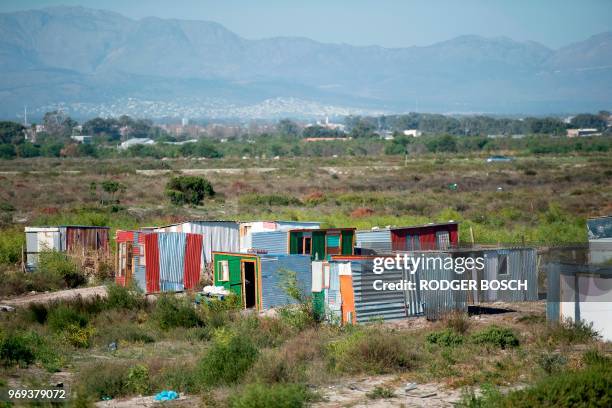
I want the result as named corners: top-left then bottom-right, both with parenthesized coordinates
top-left (158, 233), bottom-right (186, 292)
top-left (252, 231), bottom-right (288, 254)
top-left (260, 254), bottom-right (311, 310)
top-left (356, 229), bottom-right (392, 254)
top-left (350, 260), bottom-right (423, 323)
top-left (184, 234), bottom-right (203, 290)
top-left (481, 248), bottom-right (538, 302)
top-left (65, 227), bottom-right (110, 254)
top-left (156, 221), bottom-right (239, 265)
top-left (416, 252), bottom-right (468, 320)
top-left (145, 233), bottom-right (160, 293)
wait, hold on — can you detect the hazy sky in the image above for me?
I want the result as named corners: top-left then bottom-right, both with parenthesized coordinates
top-left (1, 0), bottom-right (611, 48)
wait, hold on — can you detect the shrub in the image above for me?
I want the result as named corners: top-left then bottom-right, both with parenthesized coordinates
top-left (0, 332), bottom-right (35, 367)
top-left (366, 386), bottom-right (396, 399)
top-left (426, 329), bottom-right (464, 347)
top-left (78, 361), bottom-right (131, 399)
top-left (544, 319), bottom-right (600, 344)
top-left (198, 334), bottom-right (259, 386)
top-left (127, 364), bottom-right (150, 395)
top-left (444, 311), bottom-right (471, 334)
top-left (63, 324), bottom-right (95, 348)
top-left (105, 283), bottom-right (144, 310)
top-left (229, 383), bottom-right (314, 408)
top-left (471, 326), bottom-right (519, 349)
top-left (497, 365), bottom-right (611, 407)
top-left (537, 352), bottom-right (567, 374)
top-left (38, 251), bottom-right (85, 289)
top-left (47, 305), bottom-right (88, 333)
top-left (165, 176), bottom-right (215, 206)
top-left (153, 295), bottom-right (201, 330)
top-left (582, 349), bottom-right (610, 367)
top-left (328, 329), bottom-right (417, 374)
top-left (0, 227), bottom-right (24, 265)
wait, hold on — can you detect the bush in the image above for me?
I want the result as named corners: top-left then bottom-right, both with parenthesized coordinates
top-left (153, 295), bottom-right (202, 330)
top-left (0, 227), bottom-right (24, 265)
top-left (426, 329), bottom-right (464, 347)
top-left (366, 386), bottom-right (396, 399)
top-left (37, 251), bottom-right (85, 289)
top-left (471, 326), bottom-right (519, 349)
top-left (165, 176), bottom-right (215, 206)
top-left (105, 283), bottom-right (144, 310)
top-left (444, 311), bottom-right (471, 334)
top-left (198, 334), bottom-right (259, 386)
top-left (537, 352), bottom-right (567, 374)
top-left (229, 383), bottom-right (314, 408)
top-left (78, 361), bottom-right (131, 399)
top-left (126, 364), bottom-right (150, 395)
top-left (544, 319), bottom-right (600, 344)
top-left (496, 365), bottom-right (611, 407)
top-left (47, 305), bottom-right (88, 333)
top-left (0, 332), bottom-right (35, 367)
top-left (328, 329), bottom-right (417, 374)
top-left (63, 324), bottom-right (95, 348)
top-left (582, 349), bottom-right (610, 367)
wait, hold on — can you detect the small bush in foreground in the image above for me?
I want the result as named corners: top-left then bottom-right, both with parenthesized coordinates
top-left (198, 334), bottom-right (259, 386)
top-left (47, 305), bottom-right (88, 333)
top-left (366, 386), bottom-right (396, 399)
top-left (105, 283), bottom-right (144, 310)
top-left (229, 383), bottom-right (315, 408)
top-left (0, 332), bottom-right (35, 367)
top-left (154, 295), bottom-right (201, 330)
top-left (426, 329), bottom-right (464, 347)
top-left (328, 329), bottom-right (417, 374)
top-left (471, 326), bottom-right (519, 349)
top-left (537, 352), bottom-right (567, 374)
top-left (544, 319), bottom-right (600, 344)
top-left (444, 311), bottom-right (471, 334)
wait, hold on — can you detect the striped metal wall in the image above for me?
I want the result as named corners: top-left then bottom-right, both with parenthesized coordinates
top-left (260, 254), bottom-right (311, 310)
top-left (481, 248), bottom-right (538, 302)
top-left (158, 233), bottom-right (187, 292)
top-left (355, 230), bottom-right (392, 254)
top-left (350, 260), bottom-right (423, 323)
top-left (252, 231), bottom-right (289, 254)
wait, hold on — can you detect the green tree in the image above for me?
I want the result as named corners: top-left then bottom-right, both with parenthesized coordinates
top-left (277, 119), bottom-right (300, 136)
top-left (0, 121), bottom-right (25, 144)
top-left (165, 176), bottom-right (215, 206)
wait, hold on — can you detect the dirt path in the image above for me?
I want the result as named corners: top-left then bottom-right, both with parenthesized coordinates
top-left (1, 286), bottom-right (107, 307)
top-left (313, 376), bottom-right (465, 408)
top-left (95, 395), bottom-right (198, 407)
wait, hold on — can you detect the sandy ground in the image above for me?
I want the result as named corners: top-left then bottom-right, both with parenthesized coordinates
top-left (1, 285), bottom-right (107, 307)
top-left (135, 168), bottom-right (277, 176)
top-left (94, 395), bottom-right (199, 407)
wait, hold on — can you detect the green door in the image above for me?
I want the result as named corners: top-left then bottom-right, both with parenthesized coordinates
top-left (312, 231), bottom-right (326, 261)
top-left (341, 230), bottom-right (354, 255)
top-left (289, 231), bottom-right (303, 254)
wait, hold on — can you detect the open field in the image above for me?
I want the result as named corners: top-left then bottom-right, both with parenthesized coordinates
top-left (0, 152), bottom-right (611, 407)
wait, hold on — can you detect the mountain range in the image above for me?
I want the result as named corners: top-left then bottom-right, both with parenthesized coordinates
top-left (1, 6), bottom-right (611, 119)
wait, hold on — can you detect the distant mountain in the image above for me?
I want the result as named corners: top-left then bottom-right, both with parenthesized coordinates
top-left (0, 6), bottom-right (611, 119)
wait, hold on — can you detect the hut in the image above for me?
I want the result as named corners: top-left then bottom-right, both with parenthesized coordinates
top-left (355, 221), bottom-right (459, 254)
top-left (24, 225), bottom-right (110, 271)
top-left (115, 230), bottom-right (203, 293)
top-left (546, 262), bottom-right (612, 342)
top-left (319, 246), bottom-right (538, 323)
top-left (250, 227), bottom-right (355, 260)
top-left (212, 252), bottom-right (311, 310)
top-left (239, 221), bottom-right (321, 252)
top-left (587, 215), bottom-right (612, 264)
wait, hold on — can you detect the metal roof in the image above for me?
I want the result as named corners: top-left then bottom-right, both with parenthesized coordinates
top-left (356, 221), bottom-right (458, 233)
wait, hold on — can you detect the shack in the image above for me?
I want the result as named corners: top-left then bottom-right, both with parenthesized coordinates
top-left (212, 252), bottom-right (311, 310)
top-left (24, 225), bottom-right (110, 271)
top-left (356, 222), bottom-right (459, 254)
top-left (239, 221), bottom-right (321, 252)
top-left (546, 262), bottom-right (612, 342)
top-left (115, 230), bottom-right (203, 293)
top-left (320, 246), bottom-right (537, 323)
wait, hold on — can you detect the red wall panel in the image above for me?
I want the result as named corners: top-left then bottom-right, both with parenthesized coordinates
top-left (184, 233), bottom-right (203, 290)
top-left (145, 233), bottom-right (160, 293)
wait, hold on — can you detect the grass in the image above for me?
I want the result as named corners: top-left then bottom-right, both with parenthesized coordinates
top-left (366, 385), bottom-right (396, 399)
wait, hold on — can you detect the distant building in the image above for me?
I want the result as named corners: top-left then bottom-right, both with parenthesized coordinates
top-left (119, 138), bottom-right (155, 149)
top-left (403, 129), bottom-right (422, 137)
top-left (181, 117), bottom-right (189, 126)
top-left (567, 128), bottom-right (601, 137)
top-left (71, 135), bottom-right (92, 144)
top-left (162, 139), bottom-right (198, 146)
top-left (304, 137), bottom-right (351, 142)
top-left (35, 124), bottom-right (45, 133)
top-left (308, 117), bottom-right (346, 132)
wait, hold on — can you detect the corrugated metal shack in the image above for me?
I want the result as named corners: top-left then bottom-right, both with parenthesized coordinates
top-left (24, 225), bottom-right (110, 271)
top-left (239, 221), bottom-right (321, 252)
top-left (250, 227), bottom-right (356, 260)
top-left (212, 252), bottom-right (311, 310)
top-left (318, 246), bottom-right (537, 323)
top-left (313, 256), bottom-right (423, 324)
top-left (546, 262), bottom-right (612, 342)
top-left (356, 222), bottom-right (459, 254)
top-left (115, 230), bottom-right (203, 293)
top-left (154, 220), bottom-right (240, 275)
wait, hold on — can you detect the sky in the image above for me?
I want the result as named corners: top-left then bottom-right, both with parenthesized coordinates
top-left (1, 0), bottom-right (611, 48)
